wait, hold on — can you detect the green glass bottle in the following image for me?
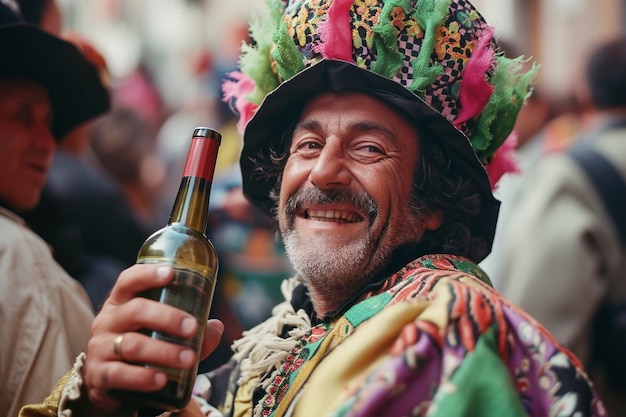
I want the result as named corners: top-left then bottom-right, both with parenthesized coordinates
top-left (115, 127), bottom-right (221, 411)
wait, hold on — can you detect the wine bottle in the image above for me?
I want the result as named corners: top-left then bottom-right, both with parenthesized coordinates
top-left (114, 127), bottom-right (221, 411)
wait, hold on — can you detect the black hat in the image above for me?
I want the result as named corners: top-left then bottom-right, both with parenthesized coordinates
top-left (0, 0), bottom-right (109, 139)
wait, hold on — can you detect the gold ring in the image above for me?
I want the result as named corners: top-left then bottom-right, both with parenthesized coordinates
top-left (113, 334), bottom-right (125, 358)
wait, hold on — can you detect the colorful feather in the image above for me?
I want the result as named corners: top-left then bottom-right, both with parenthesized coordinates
top-left (485, 133), bottom-right (520, 189)
top-left (409, 0), bottom-right (450, 91)
top-left (315, 0), bottom-right (354, 62)
top-left (454, 26), bottom-right (495, 127)
top-left (222, 71), bottom-right (258, 135)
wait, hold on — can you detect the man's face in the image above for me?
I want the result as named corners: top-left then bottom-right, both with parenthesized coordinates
top-left (278, 92), bottom-right (440, 301)
top-left (0, 79), bottom-right (55, 211)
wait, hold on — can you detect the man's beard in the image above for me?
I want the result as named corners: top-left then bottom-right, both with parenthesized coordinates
top-left (282, 226), bottom-right (374, 300)
top-left (278, 188), bottom-right (423, 305)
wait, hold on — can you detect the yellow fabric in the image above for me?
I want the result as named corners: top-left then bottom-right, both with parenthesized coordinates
top-left (293, 300), bottom-right (429, 417)
top-left (271, 316), bottom-right (354, 417)
top-left (19, 370), bottom-right (72, 417)
top-left (232, 377), bottom-right (257, 417)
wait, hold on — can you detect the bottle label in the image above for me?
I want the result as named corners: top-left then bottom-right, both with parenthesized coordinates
top-left (182, 137), bottom-right (219, 181)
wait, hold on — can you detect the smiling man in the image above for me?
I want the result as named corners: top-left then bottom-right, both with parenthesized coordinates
top-left (21, 1), bottom-right (607, 417)
top-left (278, 92), bottom-right (438, 316)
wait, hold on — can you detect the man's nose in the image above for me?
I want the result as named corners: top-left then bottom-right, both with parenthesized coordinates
top-left (32, 124), bottom-right (56, 152)
top-left (308, 142), bottom-right (351, 189)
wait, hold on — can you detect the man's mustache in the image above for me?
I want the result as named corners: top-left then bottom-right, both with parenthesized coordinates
top-left (284, 188), bottom-right (378, 225)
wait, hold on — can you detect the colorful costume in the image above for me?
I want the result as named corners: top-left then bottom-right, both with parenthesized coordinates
top-left (191, 255), bottom-right (604, 417)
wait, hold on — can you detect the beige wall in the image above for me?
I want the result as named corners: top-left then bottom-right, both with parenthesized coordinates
top-left (536, 0), bottom-right (622, 100)
top-left (60, 0), bottom-right (623, 109)
top-left (475, 0), bottom-right (623, 102)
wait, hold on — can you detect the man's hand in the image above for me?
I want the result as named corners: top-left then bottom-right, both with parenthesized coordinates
top-left (81, 264), bottom-right (224, 415)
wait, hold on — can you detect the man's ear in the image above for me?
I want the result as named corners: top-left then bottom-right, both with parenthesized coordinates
top-left (424, 211), bottom-right (443, 231)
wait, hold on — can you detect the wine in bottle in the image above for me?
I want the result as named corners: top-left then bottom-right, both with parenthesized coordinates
top-left (113, 127), bottom-right (221, 411)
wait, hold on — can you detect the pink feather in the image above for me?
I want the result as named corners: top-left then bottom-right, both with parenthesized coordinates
top-left (485, 133), bottom-right (521, 189)
top-left (454, 27), bottom-right (495, 128)
top-left (314, 0), bottom-right (354, 62)
top-left (222, 71), bottom-right (258, 135)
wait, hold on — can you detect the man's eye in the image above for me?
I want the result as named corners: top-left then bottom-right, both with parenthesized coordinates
top-left (364, 145), bottom-right (383, 153)
top-left (300, 141), bottom-right (321, 149)
top-left (357, 144), bottom-right (384, 154)
top-left (294, 140), bottom-right (322, 152)
top-left (292, 140), bottom-right (322, 158)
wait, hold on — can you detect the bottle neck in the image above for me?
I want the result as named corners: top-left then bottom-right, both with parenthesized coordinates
top-left (168, 134), bottom-right (220, 233)
top-left (169, 176), bottom-right (211, 232)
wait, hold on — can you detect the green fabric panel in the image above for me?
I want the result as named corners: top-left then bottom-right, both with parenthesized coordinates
top-left (450, 258), bottom-right (493, 286)
top-left (429, 327), bottom-right (527, 417)
top-left (344, 292), bottom-right (393, 327)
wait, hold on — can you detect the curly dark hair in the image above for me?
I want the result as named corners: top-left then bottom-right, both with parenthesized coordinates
top-left (409, 128), bottom-right (487, 260)
top-left (249, 120), bottom-right (487, 261)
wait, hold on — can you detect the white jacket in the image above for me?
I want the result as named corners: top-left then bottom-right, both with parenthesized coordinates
top-left (0, 207), bottom-right (94, 417)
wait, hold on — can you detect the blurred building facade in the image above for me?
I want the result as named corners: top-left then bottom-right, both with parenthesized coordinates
top-left (474, 0), bottom-right (625, 104)
top-left (57, 0), bottom-right (266, 112)
top-left (55, 0), bottom-right (626, 114)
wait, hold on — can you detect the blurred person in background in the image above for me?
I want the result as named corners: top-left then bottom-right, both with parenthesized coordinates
top-left (479, 90), bottom-right (583, 283)
top-left (21, 1), bottom-right (607, 416)
top-left (0, 0), bottom-right (109, 414)
top-left (90, 106), bottom-right (168, 232)
top-left (478, 40), bottom-right (557, 284)
top-left (113, 62), bottom-right (166, 138)
top-left (16, 0), bottom-right (60, 34)
top-left (20, 17), bottom-right (152, 311)
top-left (496, 37), bottom-right (626, 417)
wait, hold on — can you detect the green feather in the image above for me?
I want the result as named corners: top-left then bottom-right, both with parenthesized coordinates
top-left (409, 0), bottom-right (451, 92)
top-left (272, 19), bottom-right (305, 82)
top-left (472, 55), bottom-right (538, 161)
top-left (371, 0), bottom-right (409, 77)
top-left (240, 0), bottom-right (284, 105)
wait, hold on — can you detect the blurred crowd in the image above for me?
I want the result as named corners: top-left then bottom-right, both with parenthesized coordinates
top-left (479, 39), bottom-right (626, 416)
top-left (16, 0), bottom-right (294, 366)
